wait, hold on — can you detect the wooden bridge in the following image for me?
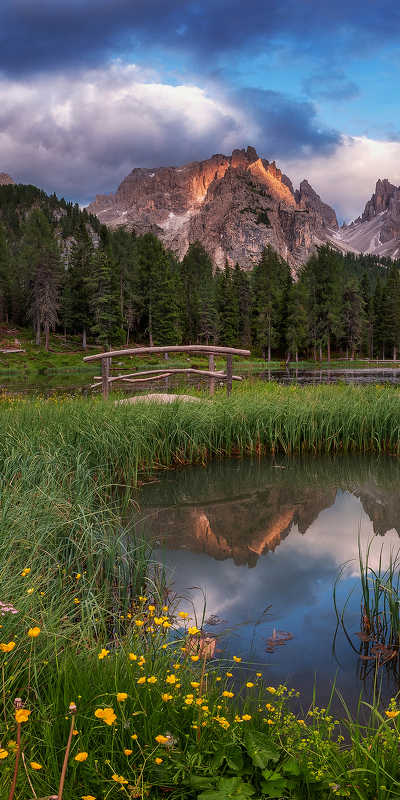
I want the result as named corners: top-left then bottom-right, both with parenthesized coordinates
top-left (83, 345), bottom-right (251, 400)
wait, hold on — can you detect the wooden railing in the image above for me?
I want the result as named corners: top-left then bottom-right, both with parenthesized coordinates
top-left (83, 345), bottom-right (251, 400)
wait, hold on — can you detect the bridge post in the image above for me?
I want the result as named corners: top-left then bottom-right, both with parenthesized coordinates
top-left (208, 354), bottom-right (215, 396)
top-left (102, 357), bottom-right (110, 400)
top-left (226, 354), bottom-right (233, 397)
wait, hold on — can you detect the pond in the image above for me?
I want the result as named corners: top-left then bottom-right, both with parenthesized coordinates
top-left (2, 364), bottom-right (400, 396)
top-left (130, 455), bottom-right (400, 717)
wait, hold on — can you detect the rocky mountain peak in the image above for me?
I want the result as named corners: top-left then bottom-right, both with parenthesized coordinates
top-left (361, 178), bottom-right (399, 222)
top-left (0, 173), bottom-right (15, 186)
top-left (86, 146), bottom-right (340, 271)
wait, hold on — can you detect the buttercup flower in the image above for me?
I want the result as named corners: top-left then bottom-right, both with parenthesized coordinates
top-left (94, 708), bottom-right (116, 725)
top-left (222, 691), bottom-right (234, 698)
top-left (0, 642), bottom-right (15, 652)
top-left (30, 762), bottom-right (42, 769)
top-left (15, 709), bottom-right (31, 723)
top-left (137, 676), bottom-right (146, 684)
top-left (98, 648), bottom-right (110, 660)
top-left (28, 627), bottom-right (41, 638)
top-left (246, 682), bottom-right (254, 688)
top-left (188, 626), bottom-right (200, 635)
top-left (21, 568), bottom-right (31, 577)
top-left (131, 734), bottom-right (138, 740)
top-left (166, 675), bottom-right (176, 684)
top-left (233, 656), bottom-right (241, 663)
top-left (162, 694), bottom-right (172, 701)
top-left (148, 676), bottom-right (157, 684)
top-left (135, 620), bottom-right (144, 627)
top-left (178, 612), bottom-right (188, 619)
top-left (191, 655), bottom-right (200, 662)
top-left (82, 796), bottom-right (96, 800)
top-left (266, 687), bottom-right (276, 693)
top-left (74, 752), bottom-right (88, 761)
top-left (155, 735), bottom-right (169, 744)
top-left (129, 653), bottom-right (137, 661)
top-left (74, 599), bottom-right (80, 604)
top-left (191, 682), bottom-right (200, 688)
top-left (116, 693), bottom-right (128, 702)
top-left (112, 774), bottom-right (128, 784)
top-left (155, 758), bottom-right (163, 765)
top-left (385, 710), bottom-right (400, 718)
top-left (242, 714), bottom-right (251, 721)
top-left (124, 749), bottom-right (133, 755)
top-left (0, 749), bottom-right (8, 759)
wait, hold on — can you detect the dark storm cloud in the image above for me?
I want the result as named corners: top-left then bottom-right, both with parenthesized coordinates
top-left (236, 88), bottom-right (341, 158)
top-left (0, 0), bottom-right (399, 77)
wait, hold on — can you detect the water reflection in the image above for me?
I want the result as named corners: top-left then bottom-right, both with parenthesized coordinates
top-left (130, 456), bottom-right (400, 714)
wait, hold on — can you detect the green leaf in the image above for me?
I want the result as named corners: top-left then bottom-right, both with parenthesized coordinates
top-left (243, 731), bottom-right (280, 768)
top-left (225, 745), bottom-right (244, 771)
top-left (190, 776), bottom-right (216, 790)
top-left (282, 757), bottom-right (301, 776)
top-left (218, 778), bottom-right (243, 794)
top-left (197, 791), bottom-right (230, 800)
top-left (260, 779), bottom-right (289, 798)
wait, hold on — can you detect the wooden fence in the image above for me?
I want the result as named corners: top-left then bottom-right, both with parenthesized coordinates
top-left (83, 345), bottom-right (251, 400)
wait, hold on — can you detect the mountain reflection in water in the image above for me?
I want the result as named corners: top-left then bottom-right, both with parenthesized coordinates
top-left (129, 456), bottom-right (400, 714)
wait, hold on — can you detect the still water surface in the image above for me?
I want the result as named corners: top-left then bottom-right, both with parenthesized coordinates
top-left (131, 455), bottom-right (400, 715)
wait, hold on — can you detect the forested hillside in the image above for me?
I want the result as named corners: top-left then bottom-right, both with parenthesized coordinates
top-left (0, 183), bottom-right (398, 360)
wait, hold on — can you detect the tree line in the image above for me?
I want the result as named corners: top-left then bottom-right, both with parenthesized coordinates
top-left (0, 183), bottom-right (399, 359)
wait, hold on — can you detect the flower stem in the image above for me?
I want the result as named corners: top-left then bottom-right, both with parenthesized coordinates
top-left (57, 703), bottom-right (77, 800)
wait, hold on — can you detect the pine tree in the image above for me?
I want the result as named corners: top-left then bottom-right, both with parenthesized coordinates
top-left (0, 222), bottom-right (12, 322)
top-left (252, 246), bottom-right (284, 360)
top-left (360, 270), bottom-right (373, 357)
top-left (385, 263), bottom-right (400, 360)
top-left (151, 252), bottom-right (182, 345)
top-left (217, 261), bottom-right (239, 347)
top-left (285, 280), bottom-right (309, 361)
top-left (87, 226), bottom-right (121, 349)
top-left (180, 242), bottom-right (213, 343)
top-left (22, 210), bottom-right (62, 351)
top-left (67, 217), bottom-right (94, 348)
top-left (342, 278), bottom-right (364, 360)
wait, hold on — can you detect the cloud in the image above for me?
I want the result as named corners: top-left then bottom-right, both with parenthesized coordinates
top-left (1, 0), bottom-right (400, 79)
top-left (236, 87), bottom-right (341, 158)
top-left (302, 72), bottom-right (360, 103)
top-left (281, 135), bottom-right (400, 223)
top-left (0, 66), bottom-right (248, 203)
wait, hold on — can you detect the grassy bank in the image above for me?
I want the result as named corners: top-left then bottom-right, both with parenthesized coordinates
top-left (2, 385), bottom-right (400, 797)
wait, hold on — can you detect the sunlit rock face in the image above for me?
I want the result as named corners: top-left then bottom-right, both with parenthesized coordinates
top-left (0, 173), bottom-right (15, 185)
top-left (329, 178), bottom-right (400, 259)
top-left (86, 147), bottom-right (338, 273)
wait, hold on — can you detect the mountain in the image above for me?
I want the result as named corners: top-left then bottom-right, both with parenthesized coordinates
top-left (87, 146), bottom-right (338, 272)
top-left (328, 179), bottom-right (400, 260)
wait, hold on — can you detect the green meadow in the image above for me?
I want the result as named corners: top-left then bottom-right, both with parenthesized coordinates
top-left (2, 384), bottom-right (400, 798)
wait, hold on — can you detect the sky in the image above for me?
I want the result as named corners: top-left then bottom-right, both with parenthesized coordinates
top-left (1, 0), bottom-right (400, 222)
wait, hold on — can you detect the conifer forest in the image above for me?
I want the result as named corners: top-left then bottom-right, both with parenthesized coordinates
top-left (0, 182), bottom-right (398, 360)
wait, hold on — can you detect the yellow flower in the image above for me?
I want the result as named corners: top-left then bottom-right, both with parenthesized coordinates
top-left (0, 642), bottom-right (15, 652)
top-left (216, 677), bottom-right (221, 682)
top-left (28, 627), bottom-right (41, 638)
top-left (73, 730), bottom-right (79, 735)
top-left (385, 710), bottom-right (400, 718)
top-left (267, 719), bottom-right (273, 725)
top-left (135, 620), bottom-right (144, 627)
top-left (131, 734), bottom-right (138, 740)
top-left (162, 693), bottom-right (172, 702)
top-left (27, 588), bottom-right (34, 594)
top-left (154, 617), bottom-right (163, 625)
top-left (166, 675), bottom-right (176, 684)
top-left (246, 682), bottom-right (254, 688)
top-left (163, 621), bottom-right (171, 628)
top-left (112, 774), bottom-right (128, 784)
top-left (191, 682), bottom-right (200, 688)
top-left (98, 648), bottom-right (110, 659)
top-left (148, 676), bottom-right (157, 684)
top-left (76, 573), bottom-right (82, 580)
top-left (0, 749), bottom-right (8, 759)
top-left (242, 714), bottom-right (251, 721)
top-left (202, 706), bottom-right (209, 712)
top-left (233, 656), bottom-right (241, 663)
top-left (116, 693), bottom-right (128, 702)
top-left (124, 749), bottom-right (133, 755)
top-left (15, 709), bottom-right (31, 723)
top-left (94, 708), bottom-right (116, 725)
top-left (256, 673), bottom-right (262, 677)
top-left (75, 752), bottom-right (88, 761)
top-left (148, 605), bottom-right (156, 612)
top-left (178, 612), bottom-right (188, 618)
top-left (155, 758), bottom-right (163, 765)
top-left (30, 762), bottom-right (42, 769)
top-left (82, 796), bottom-right (96, 800)
top-left (137, 676), bottom-right (146, 685)
top-left (129, 653), bottom-right (137, 661)
top-left (155, 735), bottom-right (169, 743)
top-left (74, 599), bottom-right (80, 604)
top-left (161, 644), bottom-right (167, 649)
top-left (226, 672), bottom-right (233, 677)
top-left (127, 613), bottom-right (132, 619)
top-left (138, 596), bottom-right (147, 602)
top-left (21, 568), bottom-right (31, 576)
top-left (185, 698), bottom-right (194, 705)
top-left (188, 626), bottom-right (200, 635)
top-left (222, 691), bottom-right (234, 698)
top-left (191, 655), bottom-right (200, 662)
top-left (266, 687), bottom-right (276, 694)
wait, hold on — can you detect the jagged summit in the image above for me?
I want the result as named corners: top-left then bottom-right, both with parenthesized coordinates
top-left (329, 178), bottom-right (400, 259)
top-left (86, 147), bottom-right (338, 272)
top-left (0, 173), bottom-right (15, 186)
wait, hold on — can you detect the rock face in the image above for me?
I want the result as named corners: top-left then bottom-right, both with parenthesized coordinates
top-left (329, 178), bottom-right (400, 259)
top-left (87, 147), bottom-right (338, 272)
top-left (0, 173), bottom-right (15, 186)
